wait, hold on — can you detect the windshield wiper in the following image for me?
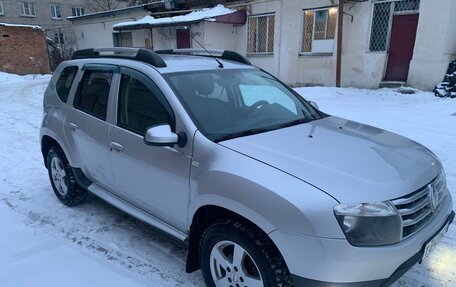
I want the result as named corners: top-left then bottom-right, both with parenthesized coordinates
top-left (211, 117), bottom-right (312, 142)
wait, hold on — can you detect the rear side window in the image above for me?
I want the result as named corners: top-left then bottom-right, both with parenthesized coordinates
top-left (118, 73), bottom-right (170, 134)
top-left (55, 66), bottom-right (78, 102)
top-left (75, 70), bottom-right (113, 120)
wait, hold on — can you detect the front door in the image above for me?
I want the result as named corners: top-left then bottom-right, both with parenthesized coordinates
top-left (176, 29), bottom-right (191, 49)
top-left (108, 67), bottom-right (192, 232)
top-left (384, 14), bottom-right (419, 81)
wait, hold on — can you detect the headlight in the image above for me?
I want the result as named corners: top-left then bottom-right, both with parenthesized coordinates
top-left (334, 201), bottom-right (402, 246)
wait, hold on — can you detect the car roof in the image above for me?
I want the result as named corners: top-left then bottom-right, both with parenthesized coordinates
top-left (157, 54), bottom-right (255, 74)
top-left (68, 48), bottom-right (257, 74)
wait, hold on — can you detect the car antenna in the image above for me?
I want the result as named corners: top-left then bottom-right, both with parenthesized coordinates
top-left (168, 15), bottom-right (224, 68)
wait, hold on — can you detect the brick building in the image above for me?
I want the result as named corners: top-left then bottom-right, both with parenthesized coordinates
top-left (0, 23), bottom-right (50, 74)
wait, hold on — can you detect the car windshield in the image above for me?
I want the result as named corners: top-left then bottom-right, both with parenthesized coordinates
top-left (166, 69), bottom-right (324, 142)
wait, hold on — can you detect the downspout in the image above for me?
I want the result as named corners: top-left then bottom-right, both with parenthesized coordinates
top-left (277, 0), bottom-right (283, 80)
top-left (336, 0), bottom-right (344, 87)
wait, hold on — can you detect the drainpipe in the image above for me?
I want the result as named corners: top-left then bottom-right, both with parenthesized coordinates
top-left (336, 0), bottom-right (344, 87)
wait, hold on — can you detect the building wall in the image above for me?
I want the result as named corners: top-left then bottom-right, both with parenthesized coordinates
top-left (408, 0), bottom-right (456, 90)
top-left (235, 0), bottom-right (281, 77)
top-left (232, 0), bottom-right (387, 88)
top-left (232, 0), bottom-right (454, 90)
top-left (72, 10), bottom-right (151, 50)
top-left (0, 25), bottom-right (50, 74)
top-left (0, 0), bottom-right (89, 38)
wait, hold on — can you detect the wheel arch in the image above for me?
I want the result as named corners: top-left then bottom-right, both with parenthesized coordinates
top-left (40, 131), bottom-right (73, 168)
top-left (185, 203), bottom-right (282, 274)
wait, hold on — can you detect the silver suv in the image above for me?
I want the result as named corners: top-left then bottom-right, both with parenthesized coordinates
top-left (40, 48), bottom-right (454, 287)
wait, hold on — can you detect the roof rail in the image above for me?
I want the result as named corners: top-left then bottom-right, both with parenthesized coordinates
top-left (71, 48), bottom-right (167, 68)
top-left (155, 49), bottom-right (251, 66)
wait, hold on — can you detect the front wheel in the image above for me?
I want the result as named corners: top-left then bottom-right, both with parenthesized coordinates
top-left (200, 220), bottom-right (292, 287)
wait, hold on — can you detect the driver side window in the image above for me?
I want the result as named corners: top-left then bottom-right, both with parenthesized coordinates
top-left (118, 73), bottom-right (170, 135)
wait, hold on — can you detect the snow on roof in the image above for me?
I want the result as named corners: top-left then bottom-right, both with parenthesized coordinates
top-left (0, 23), bottom-right (43, 30)
top-left (113, 4), bottom-right (236, 29)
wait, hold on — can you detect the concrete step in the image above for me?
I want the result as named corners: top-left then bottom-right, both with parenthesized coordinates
top-left (379, 81), bottom-right (405, 89)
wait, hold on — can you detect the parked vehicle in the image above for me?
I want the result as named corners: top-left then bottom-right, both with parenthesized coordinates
top-left (40, 48), bottom-right (454, 287)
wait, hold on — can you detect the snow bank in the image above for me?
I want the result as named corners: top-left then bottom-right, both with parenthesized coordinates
top-left (113, 5), bottom-right (236, 28)
top-left (434, 59), bottom-right (456, 98)
top-left (0, 22), bottom-right (42, 30)
top-left (0, 71), bottom-right (49, 85)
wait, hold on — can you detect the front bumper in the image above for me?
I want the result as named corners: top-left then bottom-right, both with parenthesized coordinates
top-left (291, 211), bottom-right (455, 287)
top-left (269, 196), bottom-right (454, 286)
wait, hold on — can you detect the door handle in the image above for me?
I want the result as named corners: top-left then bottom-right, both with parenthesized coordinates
top-left (68, 123), bottom-right (78, 131)
top-left (109, 142), bottom-right (124, 152)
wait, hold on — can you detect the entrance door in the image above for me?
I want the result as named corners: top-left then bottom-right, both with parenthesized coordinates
top-left (384, 14), bottom-right (419, 81)
top-left (176, 29), bottom-right (191, 48)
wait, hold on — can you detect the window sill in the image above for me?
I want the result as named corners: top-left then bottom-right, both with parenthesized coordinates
top-left (366, 51), bottom-right (387, 54)
top-left (299, 52), bottom-right (333, 57)
top-left (20, 14), bottom-right (36, 18)
top-left (51, 17), bottom-right (62, 20)
top-left (246, 53), bottom-right (274, 58)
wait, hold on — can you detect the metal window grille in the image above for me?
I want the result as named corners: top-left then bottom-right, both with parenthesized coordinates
top-left (247, 14), bottom-right (275, 55)
top-left (21, 2), bottom-right (35, 16)
top-left (394, 0), bottom-right (420, 12)
top-left (369, 0), bottom-right (420, 52)
top-left (301, 11), bottom-right (314, 53)
top-left (301, 8), bottom-right (337, 53)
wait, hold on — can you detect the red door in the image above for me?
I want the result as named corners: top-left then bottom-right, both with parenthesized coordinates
top-left (176, 29), bottom-right (191, 49)
top-left (384, 14), bottom-right (419, 81)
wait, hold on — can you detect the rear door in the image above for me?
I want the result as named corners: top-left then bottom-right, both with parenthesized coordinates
top-left (64, 64), bottom-right (118, 190)
top-left (108, 67), bottom-right (192, 231)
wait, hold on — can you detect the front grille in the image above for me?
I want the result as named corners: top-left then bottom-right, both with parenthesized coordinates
top-left (391, 174), bottom-right (447, 239)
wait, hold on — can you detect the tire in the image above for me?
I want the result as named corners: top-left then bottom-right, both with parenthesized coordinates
top-left (200, 220), bottom-right (293, 287)
top-left (46, 146), bottom-right (88, 206)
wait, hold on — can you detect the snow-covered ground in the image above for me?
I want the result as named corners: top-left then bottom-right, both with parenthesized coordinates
top-left (0, 72), bottom-right (455, 286)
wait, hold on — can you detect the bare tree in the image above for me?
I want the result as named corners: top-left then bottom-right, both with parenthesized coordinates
top-left (85, 0), bottom-right (121, 12)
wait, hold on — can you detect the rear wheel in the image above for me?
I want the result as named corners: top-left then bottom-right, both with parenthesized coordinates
top-left (200, 220), bottom-right (292, 287)
top-left (47, 146), bottom-right (87, 206)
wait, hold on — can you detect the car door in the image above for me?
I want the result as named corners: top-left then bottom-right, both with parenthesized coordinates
top-left (108, 67), bottom-right (192, 232)
top-left (64, 64), bottom-right (117, 190)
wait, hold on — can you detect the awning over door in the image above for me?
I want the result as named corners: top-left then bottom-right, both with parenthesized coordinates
top-left (113, 5), bottom-right (246, 31)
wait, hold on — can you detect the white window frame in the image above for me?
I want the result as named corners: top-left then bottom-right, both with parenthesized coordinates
top-left (20, 2), bottom-right (36, 17)
top-left (246, 13), bottom-right (275, 56)
top-left (0, 1), bottom-right (4, 15)
top-left (50, 4), bottom-right (61, 19)
top-left (72, 7), bottom-right (84, 17)
top-left (300, 6), bottom-right (338, 56)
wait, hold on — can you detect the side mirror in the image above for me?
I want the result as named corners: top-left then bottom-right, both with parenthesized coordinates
top-left (144, 125), bottom-right (179, 147)
top-left (309, 101), bottom-right (319, 110)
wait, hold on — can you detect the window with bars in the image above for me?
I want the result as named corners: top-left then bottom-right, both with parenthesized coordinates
top-left (0, 1), bottom-right (4, 15)
top-left (301, 7), bottom-right (337, 54)
top-left (369, 0), bottom-right (420, 52)
top-left (247, 14), bottom-right (275, 55)
top-left (50, 5), bottom-right (61, 19)
top-left (72, 7), bottom-right (85, 17)
top-left (20, 2), bottom-right (35, 17)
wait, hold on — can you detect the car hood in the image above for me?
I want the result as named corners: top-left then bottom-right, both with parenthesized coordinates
top-left (220, 116), bottom-right (441, 203)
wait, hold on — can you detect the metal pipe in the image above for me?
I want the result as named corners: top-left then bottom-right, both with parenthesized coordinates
top-left (336, 0), bottom-right (344, 87)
